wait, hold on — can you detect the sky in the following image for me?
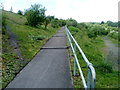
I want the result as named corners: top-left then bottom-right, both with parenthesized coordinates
top-left (1, 0), bottom-right (119, 22)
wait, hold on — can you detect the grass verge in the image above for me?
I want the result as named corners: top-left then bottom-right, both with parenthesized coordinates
top-left (68, 26), bottom-right (119, 88)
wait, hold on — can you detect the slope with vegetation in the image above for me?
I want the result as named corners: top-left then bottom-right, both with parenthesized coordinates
top-left (1, 3), bottom-right (119, 88)
top-left (2, 3), bottom-right (66, 88)
top-left (67, 21), bottom-right (119, 88)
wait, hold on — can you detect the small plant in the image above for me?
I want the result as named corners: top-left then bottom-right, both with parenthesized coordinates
top-left (95, 60), bottom-right (113, 73)
top-left (32, 35), bottom-right (47, 40)
top-left (68, 26), bottom-right (79, 32)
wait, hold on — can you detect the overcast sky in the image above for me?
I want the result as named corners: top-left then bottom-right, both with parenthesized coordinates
top-left (1, 0), bottom-right (119, 22)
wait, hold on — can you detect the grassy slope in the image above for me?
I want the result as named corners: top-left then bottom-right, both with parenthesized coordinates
top-left (68, 26), bottom-right (119, 88)
top-left (2, 11), bottom-right (59, 88)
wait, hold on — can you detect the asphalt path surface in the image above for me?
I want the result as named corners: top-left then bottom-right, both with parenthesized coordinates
top-left (6, 27), bottom-right (73, 88)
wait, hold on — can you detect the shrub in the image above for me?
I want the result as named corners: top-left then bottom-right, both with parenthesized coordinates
top-left (51, 20), bottom-right (59, 28)
top-left (95, 60), bottom-right (113, 73)
top-left (77, 23), bottom-right (88, 30)
top-left (26, 4), bottom-right (46, 27)
top-left (32, 35), bottom-right (47, 40)
top-left (17, 10), bottom-right (23, 15)
top-left (66, 18), bottom-right (77, 27)
top-left (68, 26), bottom-right (79, 32)
top-left (87, 25), bottom-right (108, 38)
top-left (108, 32), bottom-right (118, 40)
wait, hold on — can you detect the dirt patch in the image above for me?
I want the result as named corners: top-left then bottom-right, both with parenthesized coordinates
top-left (6, 26), bottom-right (24, 61)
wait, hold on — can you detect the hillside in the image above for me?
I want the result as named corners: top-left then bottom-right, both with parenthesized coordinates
top-left (2, 10), bottom-right (59, 88)
top-left (68, 26), bottom-right (119, 88)
top-left (1, 10), bottom-right (119, 88)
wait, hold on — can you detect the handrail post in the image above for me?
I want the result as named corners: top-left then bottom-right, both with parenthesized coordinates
top-left (70, 36), bottom-right (72, 57)
top-left (74, 43), bottom-right (76, 76)
top-left (87, 68), bottom-right (91, 89)
top-left (65, 26), bottom-right (96, 89)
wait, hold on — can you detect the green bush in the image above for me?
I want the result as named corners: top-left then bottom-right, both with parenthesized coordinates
top-left (77, 23), bottom-right (88, 30)
top-left (87, 25), bottom-right (108, 38)
top-left (32, 35), bottom-right (47, 40)
top-left (108, 32), bottom-right (118, 40)
top-left (51, 20), bottom-right (59, 28)
top-left (68, 26), bottom-right (79, 32)
top-left (95, 60), bottom-right (113, 73)
top-left (66, 18), bottom-right (77, 27)
top-left (26, 4), bottom-right (46, 27)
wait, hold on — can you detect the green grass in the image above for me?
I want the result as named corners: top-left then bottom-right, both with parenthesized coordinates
top-left (68, 26), bottom-right (119, 88)
top-left (2, 10), bottom-right (59, 88)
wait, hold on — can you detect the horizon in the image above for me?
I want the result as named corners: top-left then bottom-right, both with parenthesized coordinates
top-left (1, 0), bottom-right (119, 22)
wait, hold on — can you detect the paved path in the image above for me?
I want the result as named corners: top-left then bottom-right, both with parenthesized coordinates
top-left (6, 27), bottom-right (73, 88)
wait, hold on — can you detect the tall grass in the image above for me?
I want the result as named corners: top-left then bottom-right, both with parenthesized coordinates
top-left (68, 26), bottom-right (119, 88)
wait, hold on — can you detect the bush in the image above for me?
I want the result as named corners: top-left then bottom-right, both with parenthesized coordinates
top-left (2, 15), bottom-right (6, 27)
top-left (66, 18), bottom-right (77, 27)
top-left (26, 4), bottom-right (46, 27)
top-left (87, 25), bottom-right (108, 38)
top-left (51, 20), bottom-right (59, 28)
top-left (108, 32), bottom-right (118, 40)
top-left (77, 23), bottom-right (88, 30)
top-left (95, 61), bottom-right (113, 73)
top-left (68, 26), bottom-right (79, 32)
top-left (58, 19), bottom-right (66, 27)
top-left (17, 10), bottom-right (23, 15)
top-left (32, 35), bottom-right (47, 40)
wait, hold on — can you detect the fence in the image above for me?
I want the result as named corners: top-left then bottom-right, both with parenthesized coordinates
top-left (65, 26), bottom-right (96, 89)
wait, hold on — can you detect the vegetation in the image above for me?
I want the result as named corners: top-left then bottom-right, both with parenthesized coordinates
top-left (25, 4), bottom-right (46, 27)
top-left (68, 25), bottom-right (119, 88)
top-left (106, 21), bottom-right (118, 27)
top-left (2, 10), bottom-right (59, 88)
top-left (17, 10), bottom-right (23, 15)
top-left (1, 3), bottom-right (119, 88)
top-left (87, 25), bottom-right (109, 38)
top-left (66, 18), bottom-right (77, 27)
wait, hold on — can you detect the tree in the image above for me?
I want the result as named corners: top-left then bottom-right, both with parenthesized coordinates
top-left (17, 10), bottom-right (23, 15)
top-left (44, 16), bottom-right (50, 29)
top-left (10, 6), bottom-right (13, 12)
top-left (66, 18), bottom-right (77, 27)
top-left (88, 25), bottom-right (108, 38)
top-left (106, 21), bottom-right (118, 27)
top-left (26, 4), bottom-right (46, 27)
top-left (51, 19), bottom-right (59, 28)
top-left (118, 21), bottom-right (120, 28)
top-left (101, 21), bottom-right (104, 24)
top-left (77, 23), bottom-right (88, 30)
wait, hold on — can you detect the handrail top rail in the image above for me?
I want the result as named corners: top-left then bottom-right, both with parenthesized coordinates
top-left (65, 26), bottom-right (96, 80)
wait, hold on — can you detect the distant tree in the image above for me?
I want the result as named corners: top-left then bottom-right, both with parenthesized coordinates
top-left (2, 15), bottom-right (6, 27)
top-left (88, 25), bottom-right (108, 38)
top-left (17, 10), bottom-right (23, 15)
top-left (77, 23), bottom-right (88, 30)
top-left (106, 21), bottom-right (118, 27)
top-left (118, 21), bottom-right (120, 28)
top-left (44, 16), bottom-right (51, 29)
top-left (66, 18), bottom-right (77, 27)
top-left (26, 4), bottom-right (46, 27)
top-left (10, 6), bottom-right (13, 12)
top-left (51, 19), bottom-right (59, 28)
top-left (58, 19), bottom-right (66, 27)
top-left (101, 21), bottom-right (104, 24)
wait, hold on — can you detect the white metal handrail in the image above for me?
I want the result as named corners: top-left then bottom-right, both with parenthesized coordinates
top-left (65, 26), bottom-right (96, 89)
